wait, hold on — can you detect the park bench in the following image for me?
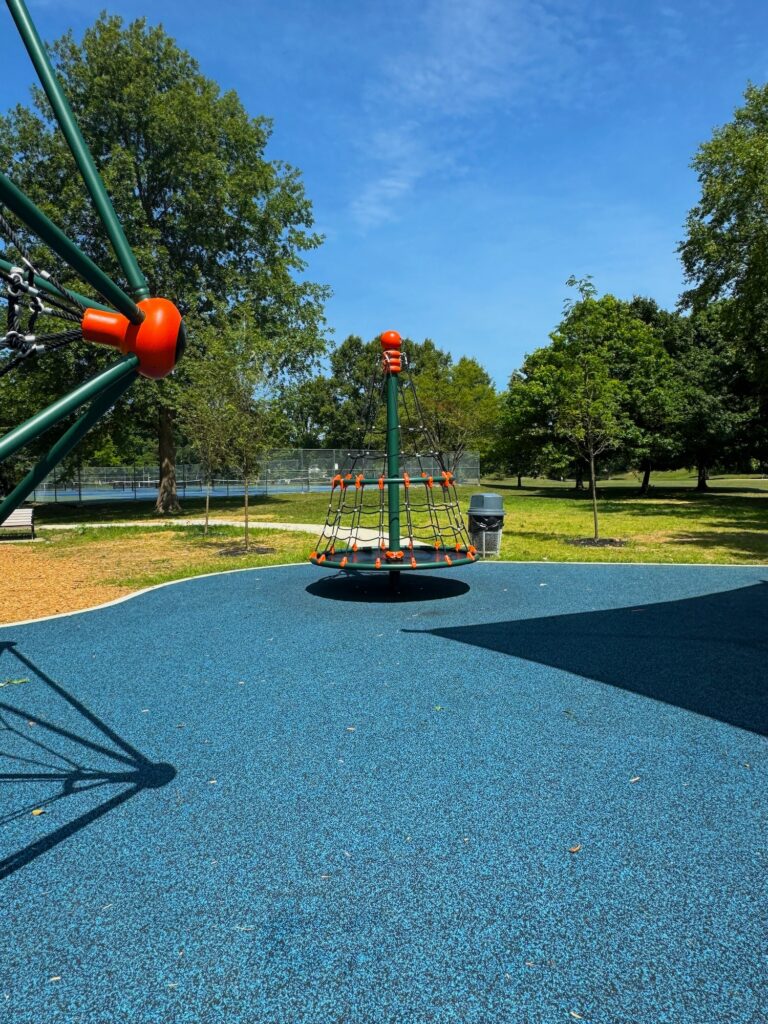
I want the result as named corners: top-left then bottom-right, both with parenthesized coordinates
top-left (0, 507), bottom-right (35, 539)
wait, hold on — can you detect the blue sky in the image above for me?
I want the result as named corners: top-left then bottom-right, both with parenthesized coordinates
top-left (4, 0), bottom-right (768, 385)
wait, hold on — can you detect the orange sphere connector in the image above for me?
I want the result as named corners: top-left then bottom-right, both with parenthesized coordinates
top-left (81, 298), bottom-right (186, 380)
top-left (380, 329), bottom-right (402, 374)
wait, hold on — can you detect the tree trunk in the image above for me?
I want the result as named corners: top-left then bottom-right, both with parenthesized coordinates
top-left (639, 461), bottom-right (652, 496)
top-left (155, 405), bottom-right (181, 514)
top-left (204, 479), bottom-right (210, 536)
top-left (516, 473), bottom-right (522, 489)
top-left (696, 462), bottom-right (709, 492)
top-left (589, 450), bottom-right (599, 541)
top-left (243, 474), bottom-right (249, 551)
top-left (574, 469), bottom-right (585, 490)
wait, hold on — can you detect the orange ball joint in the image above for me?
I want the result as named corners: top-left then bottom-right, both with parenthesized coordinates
top-left (380, 329), bottom-right (402, 374)
top-left (81, 298), bottom-right (186, 380)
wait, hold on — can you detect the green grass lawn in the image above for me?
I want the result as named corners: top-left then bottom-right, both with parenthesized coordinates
top-left (30, 470), bottom-right (768, 565)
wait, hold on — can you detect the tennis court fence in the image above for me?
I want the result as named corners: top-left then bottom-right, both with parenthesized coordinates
top-left (28, 449), bottom-right (481, 503)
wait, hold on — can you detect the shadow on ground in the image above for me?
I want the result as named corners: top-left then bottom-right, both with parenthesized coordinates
top-left (405, 580), bottom-right (768, 735)
top-left (307, 572), bottom-right (471, 603)
top-left (0, 642), bottom-right (175, 880)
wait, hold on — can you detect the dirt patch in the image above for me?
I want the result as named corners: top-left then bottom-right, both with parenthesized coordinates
top-left (0, 530), bottom-right (300, 624)
top-left (0, 540), bottom-right (133, 623)
top-left (217, 544), bottom-right (276, 557)
top-left (0, 532), bottom-right (199, 623)
top-left (566, 538), bottom-right (628, 548)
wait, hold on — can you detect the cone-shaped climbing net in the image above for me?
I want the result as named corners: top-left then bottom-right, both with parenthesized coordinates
top-left (310, 331), bottom-right (477, 575)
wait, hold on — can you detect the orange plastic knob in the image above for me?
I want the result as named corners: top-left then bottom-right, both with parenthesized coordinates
top-left (380, 330), bottom-right (401, 351)
top-left (82, 297), bottom-right (186, 380)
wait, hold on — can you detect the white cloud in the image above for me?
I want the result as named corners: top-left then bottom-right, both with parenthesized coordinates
top-left (349, 124), bottom-right (435, 229)
top-left (349, 0), bottom-right (602, 228)
top-left (348, 0), bottom-right (711, 229)
top-left (383, 0), bottom-right (588, 115)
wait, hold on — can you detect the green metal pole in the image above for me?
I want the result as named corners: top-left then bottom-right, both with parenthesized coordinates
top-left (386, 371), bottom-right (401, 555)
top-left (0, 355), bottom-right (139, 465)
top-left (5, 0), bottom-right (150, 302)
top-left (0, 370), bottom-right (136, 523)
top-left (0, 256), bottom-right (114, 313)
top-left (0, 172), bottom-right (143, 323)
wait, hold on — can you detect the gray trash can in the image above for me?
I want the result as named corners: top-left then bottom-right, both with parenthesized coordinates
top-left (467, 493), bottom-right (504, 557)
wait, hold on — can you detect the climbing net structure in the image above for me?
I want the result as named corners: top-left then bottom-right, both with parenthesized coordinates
top-left (0, 0), bottom-right (185, 522)
top-left (310, 331), bottom-right (477, 576)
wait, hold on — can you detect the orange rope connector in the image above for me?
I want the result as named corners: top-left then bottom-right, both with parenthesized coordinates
top-left (355, 473), bottom-right (364, 489)
top-left (455, 542), bottom-right (461, 551)
top-left (380, 539), bottom-right (387, 550)
top-left (468, 544), bottom-right (477, 555)
top-left (410, 556), bottom-right (417, 569)
top-left (340, 556), bottom-right (348, 568)
top-left (329, 546), bottom-right (335, 555)
top-left (318, 553), bottom-right (326, 563)
top-left (345, 473), bottom-right (352, 480)
top-left (407, 538), bottom-right (414, 549)
top-left (378, 476), bottom-right (385, 490)
top-left (434, 541), bottom-right (441, 549)
top-left (380, 330), bottom-right (402, 375)
top-left (331, 474), bottom-right (341, 489)
top-left (310, 551), bottom-right (317, 559)
top-left (403, 472), bottom-right (410, 488)
top-left (352, 542), bottom-right (358, 552)
top-left (427, 476), bottom-right (433, 488)
top-left (374, 557), bottom-right (381, 569)
top-left (421, 472), bottom-right (427, 478)
top-left (444, 554), bottom-right (453, 566)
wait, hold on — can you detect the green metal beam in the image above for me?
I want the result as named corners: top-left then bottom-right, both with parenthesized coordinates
top-left (0, 355), bottom-right (139, 465)
top-left (0, 171), bottom-right (142, 323)
top-left (5, 0), bottom-right (150, 302)
top-left (386, 373), bottom-right (401, 553)
top-left (0, 256), bottom-right (114, 314)
top-left (0, 370), bottom-right (136, 522)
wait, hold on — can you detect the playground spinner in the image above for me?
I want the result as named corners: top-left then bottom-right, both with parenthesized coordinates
top-left (0, 0), bottom-right (184, 522)
top-left (310, 330), bottom-right (477, 583)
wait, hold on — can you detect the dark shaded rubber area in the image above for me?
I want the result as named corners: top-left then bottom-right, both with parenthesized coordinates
top-left (0, 562), bottom-right (766, 1023)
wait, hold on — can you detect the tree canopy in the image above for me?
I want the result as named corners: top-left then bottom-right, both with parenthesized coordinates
top-left (0, 13), bottom-right (329, 508)
top-left (679, 83), bottom-right (768, 384)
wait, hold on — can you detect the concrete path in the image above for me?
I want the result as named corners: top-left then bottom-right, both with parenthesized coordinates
top-left (37, 519), bottom-right (389, 543)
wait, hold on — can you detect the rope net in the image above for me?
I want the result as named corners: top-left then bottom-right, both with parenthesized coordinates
top-left (0, 207), bottom-right (84, 379)
top-left (310, 351), bottom-right (477, 572)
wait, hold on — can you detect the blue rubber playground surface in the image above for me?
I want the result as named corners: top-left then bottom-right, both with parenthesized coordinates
top-left (1, 561), bottom-right (766, 1023)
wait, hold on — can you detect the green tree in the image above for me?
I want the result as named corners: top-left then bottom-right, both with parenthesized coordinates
top-left (624, 297), bottom-right (683, 493)
top-left (318, 335), bottom-right (455, 451)
top-left (505, 280), bottom-right (665, 539)
top-left (411, 355), bottom-right (500, 474)
top-left (0, 14), bottom-right (328, 511)
top-left (277, 376), bottom-right (338, 448)
top-left (668, 302), bottom-right (757, 489)
top-left (177, 332), bottom-right (237, 534)
top-left (499, 368), bottom-right (561, 486)
top-left (679, 83), bottom-right (768, 384)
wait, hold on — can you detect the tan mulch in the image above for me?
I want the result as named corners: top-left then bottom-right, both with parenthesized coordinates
top-left (0, 532), bottom-right (212, 624)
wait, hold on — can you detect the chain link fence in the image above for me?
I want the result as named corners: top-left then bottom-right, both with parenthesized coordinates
top-left (28, 449), bottom-right (480, 503)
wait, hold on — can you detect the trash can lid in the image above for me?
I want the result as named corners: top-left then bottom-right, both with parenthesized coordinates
top-left (468, 492), bottom-right (504, 515)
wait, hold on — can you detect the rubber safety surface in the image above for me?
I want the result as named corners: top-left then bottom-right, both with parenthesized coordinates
top-left (1, 562), bottom-right (766, 1023)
